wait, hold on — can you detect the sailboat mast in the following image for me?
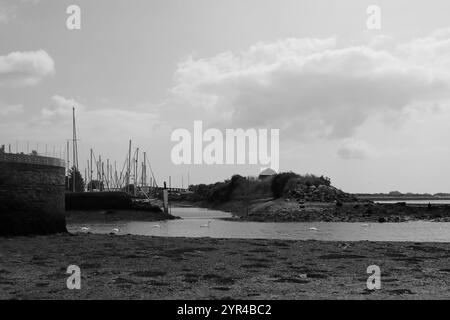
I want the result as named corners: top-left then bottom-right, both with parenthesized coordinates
top-left (143, 151), bottom-right (146, 187)
top-left (90, 148), bottom-right (93, 191)
top-left (66, 140), bottom-right (70, 190)
top-left (135, 148), bottom-right (139, 196)
top-left (127, 140), bottom-right (131, 194)
top-left (72, 107), bottom-right (79, 192)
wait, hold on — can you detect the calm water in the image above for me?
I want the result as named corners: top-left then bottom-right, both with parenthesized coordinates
top-left (67, 206), bottom-right (450, 242)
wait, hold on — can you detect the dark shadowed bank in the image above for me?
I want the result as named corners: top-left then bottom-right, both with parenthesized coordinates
top-left (66, 192), bottom-right (134, 210)
top-left (1, 233), bottom-right (450, 299)
top-left (66, 209), bottom-right (180, 223)
top-left (65, 191), bottom-right (179, 223)
top-left (180, 173), bottom-right (450, 222)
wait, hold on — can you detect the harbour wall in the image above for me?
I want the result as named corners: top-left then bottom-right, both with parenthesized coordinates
top-left (0, 153), bottom-right (67, 236)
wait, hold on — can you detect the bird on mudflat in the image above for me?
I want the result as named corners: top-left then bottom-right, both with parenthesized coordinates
top-left (200, 221), bottom-right (212, 228)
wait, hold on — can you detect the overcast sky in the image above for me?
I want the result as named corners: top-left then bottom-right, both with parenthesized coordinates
top-left (1, 0), bottom-right (450, 193)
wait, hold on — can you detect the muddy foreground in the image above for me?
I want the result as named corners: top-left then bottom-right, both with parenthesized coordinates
top-left (1, 234), bottom-right (450, 299)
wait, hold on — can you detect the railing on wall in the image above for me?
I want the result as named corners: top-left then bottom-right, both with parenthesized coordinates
top-left (0, 153), bottom-right (66, 168)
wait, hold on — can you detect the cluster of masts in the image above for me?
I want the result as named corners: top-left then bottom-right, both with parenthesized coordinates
top-left (5, 107), bottom-right (190, 195)
top-left (84, 139), bottom-right (159, 195)
top-left (67, 107), bottom-right (158, 196)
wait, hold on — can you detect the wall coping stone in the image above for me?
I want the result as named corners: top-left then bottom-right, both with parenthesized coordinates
top-left (0, 153), bottom-right (66, 168)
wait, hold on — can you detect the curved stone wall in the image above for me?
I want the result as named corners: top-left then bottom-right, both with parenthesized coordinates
top-left (0, 153), bottom-right (67, 236)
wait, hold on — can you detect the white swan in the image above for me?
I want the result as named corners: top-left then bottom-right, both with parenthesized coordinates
top-left (153, 224), bottom-right (161, 228)
top-left (81, 227), bottom-right (90, 232)
top-left (309, 227), bottom-right (318, 231)
top-left (200, 221), bottom-right (211, 228)
top-left (112, 228), bottom-right (120, 233)
top-left (361, 223), bottom-right (369, 227)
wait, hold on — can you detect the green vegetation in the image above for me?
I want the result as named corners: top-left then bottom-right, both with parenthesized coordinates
top-left (271, 172), bottom-right (298, 198)
top-left (65, 167), bottom-right (85, 193)
top-left (87, 180), bottom-right (104, 191)
top-left (188, 172), bottom-right (334, 204)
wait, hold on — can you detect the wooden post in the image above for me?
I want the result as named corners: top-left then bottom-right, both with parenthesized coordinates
top-left (163, 181), bottom-right (168, 214)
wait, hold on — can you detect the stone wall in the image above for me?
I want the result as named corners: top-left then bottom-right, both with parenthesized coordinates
top-left (0, 154), bottom-right (67, 236)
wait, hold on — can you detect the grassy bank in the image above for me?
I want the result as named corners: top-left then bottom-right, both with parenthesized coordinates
top-left (1, 234), bottom-right (450, 299)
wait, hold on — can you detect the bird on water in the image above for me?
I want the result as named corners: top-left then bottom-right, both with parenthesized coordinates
top-left (200, 221), bottom-right (211, 228)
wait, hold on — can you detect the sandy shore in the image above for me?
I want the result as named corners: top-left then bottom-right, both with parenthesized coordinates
top-left (1, 234), bottom-right (450, 299)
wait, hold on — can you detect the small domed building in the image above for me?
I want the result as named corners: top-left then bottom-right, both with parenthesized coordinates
top-left (258, 168), bottom-right (277, 179)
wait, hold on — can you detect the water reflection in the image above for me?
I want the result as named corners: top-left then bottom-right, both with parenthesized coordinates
top-left (67, 206), bottom-right (450, 242)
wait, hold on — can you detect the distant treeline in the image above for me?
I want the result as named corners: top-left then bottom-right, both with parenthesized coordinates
top-left (187, 172), bottom-right (332, 204)
top-left (356, 191), bottom-right (450, 200)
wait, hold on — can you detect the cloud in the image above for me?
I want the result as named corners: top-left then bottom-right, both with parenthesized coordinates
top-left (0, 0), bottom-right (41, 24)
top-left (0, 50), bottom-right (55, 87)
top-left (337, 138), bottom-right (376, 160)
top-left (52, 94), bottom-right (84, 110)
top-left (396, 28), bottom-right (450, 69)
top-left (38, 95), bottom-right (86, 124)
top-left (30, 95), bottom-right (160, 143)
top-left (0, 103), bottom-right (24, 116)
top-left (171, 32), bottom-right (450, 140)
top-left (368, 34), bottom-right (395, 49)
top-left (0, 4), bottom-right (15, 24)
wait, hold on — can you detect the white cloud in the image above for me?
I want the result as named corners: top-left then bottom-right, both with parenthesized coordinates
top-left (0, 50), bottom-right (55, 87)
top-left (396, 28), bottom-right (450, 69)
top-left (368, 34), bottom-right (395, 49)
top-left (38, 95), bottom-right (86, 124)
top-left (171, 32), bottom-right (450, 141)
top-left (0, 0), bottom-right (41, 24)
top-left (0, 4), bottom-right (15, 24)
top-left (31, 95), bottom-right (160, 143)
top-left (0, 103), bottom-right (24, 116)
top-left (337, 138), bottom-right (376, 160)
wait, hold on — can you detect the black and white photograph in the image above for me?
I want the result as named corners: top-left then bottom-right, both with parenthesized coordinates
top-left (1, 0), bottom-right (450, 308)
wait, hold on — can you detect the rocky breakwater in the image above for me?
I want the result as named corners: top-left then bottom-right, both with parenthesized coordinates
top-left (287, 183), bottom-right (357, 203)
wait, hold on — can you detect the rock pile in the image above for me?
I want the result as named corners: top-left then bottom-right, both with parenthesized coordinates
top-left (287, 184), bottom-right (357, 202)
